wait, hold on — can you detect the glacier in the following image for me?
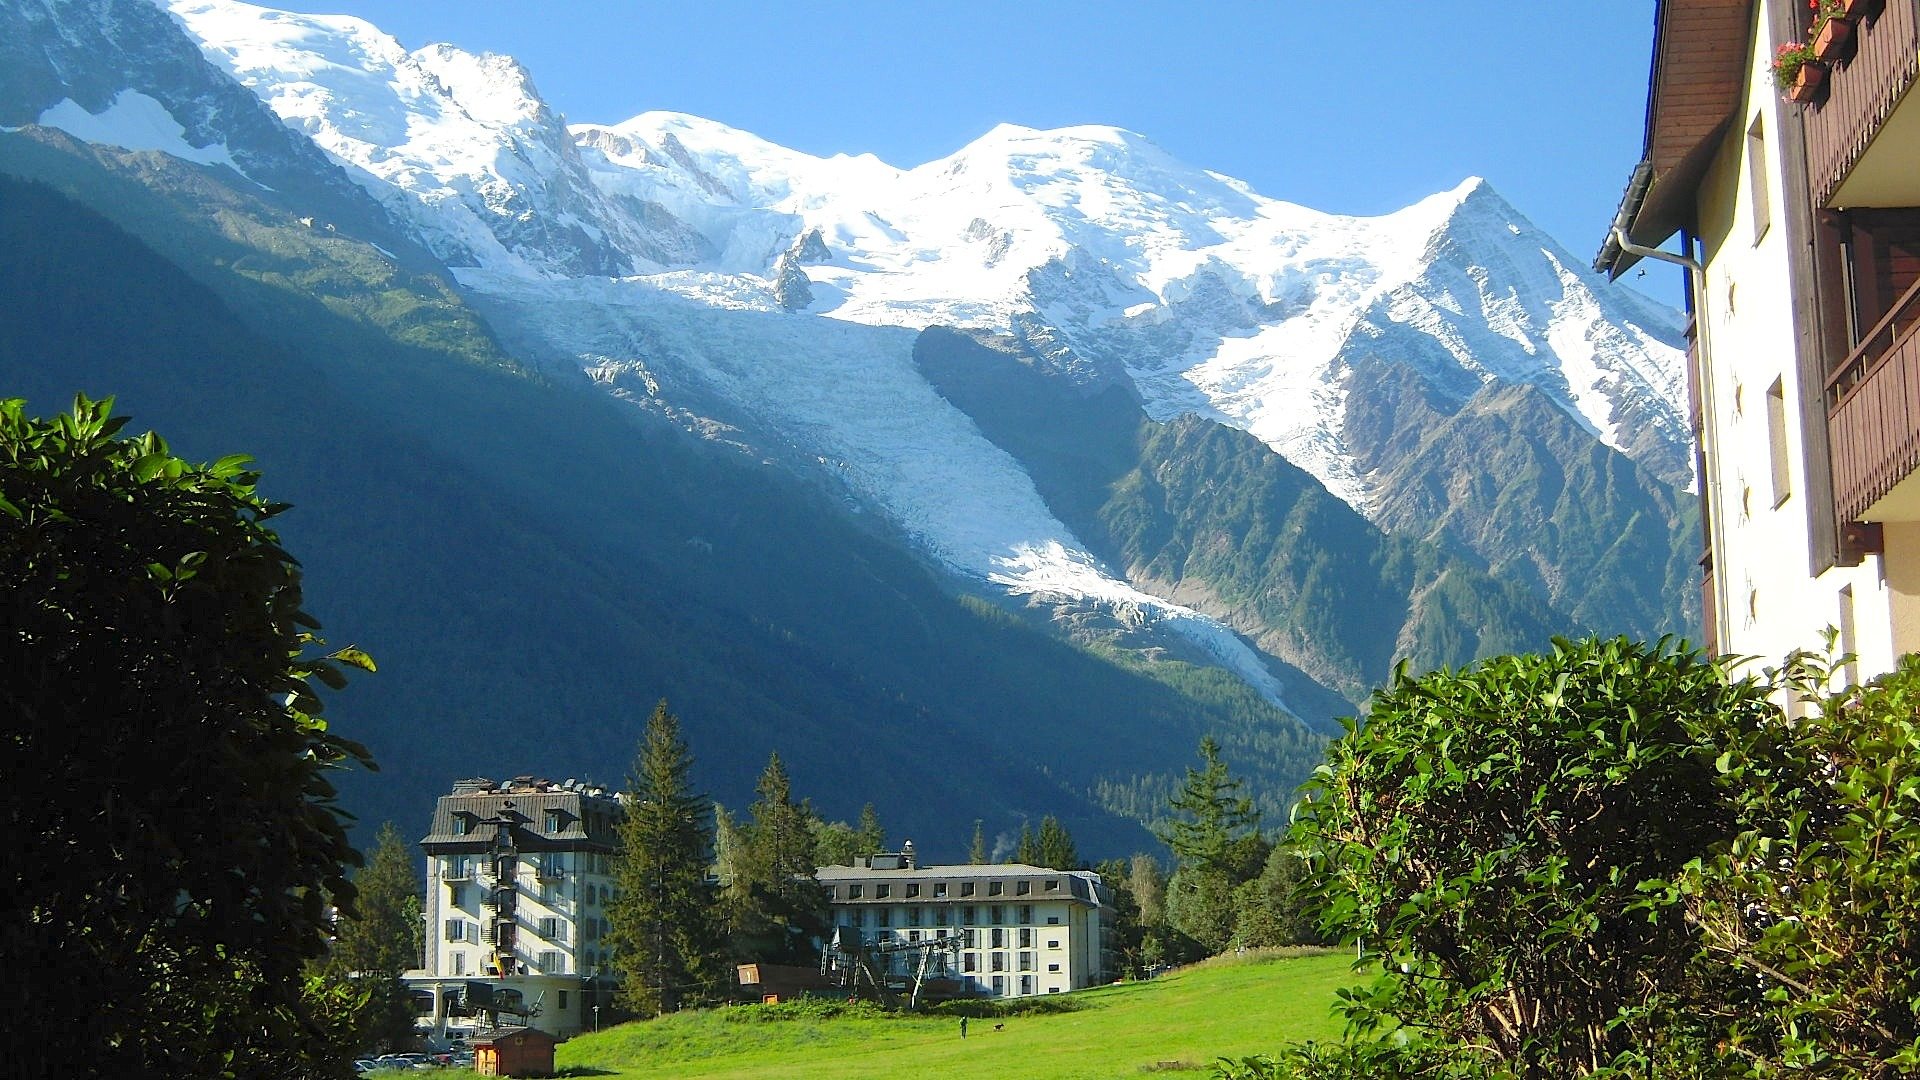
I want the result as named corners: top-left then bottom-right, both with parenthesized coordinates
top-left (146, 0), bottom-right (1692, 711)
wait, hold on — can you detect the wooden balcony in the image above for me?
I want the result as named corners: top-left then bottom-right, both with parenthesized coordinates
top-left (1827, 274), bottom-right (1920, 520)
top-left (1806, 0), bottom-right (1920, 209)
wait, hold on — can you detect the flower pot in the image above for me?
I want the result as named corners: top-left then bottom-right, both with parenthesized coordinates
top-left (1788, 61), bottom-right (1830, 103)
top-left (1814, 16), bottom-right (1855, 61)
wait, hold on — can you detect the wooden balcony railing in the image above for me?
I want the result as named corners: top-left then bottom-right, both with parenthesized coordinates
top-left (1826, 273), bottom-right (1920, 520)
top-left (1806, 0), bottom-right (1920, 208)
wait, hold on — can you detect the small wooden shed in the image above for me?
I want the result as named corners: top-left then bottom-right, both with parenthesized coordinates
top-left (471, 1025), bottom-right (558, 1078)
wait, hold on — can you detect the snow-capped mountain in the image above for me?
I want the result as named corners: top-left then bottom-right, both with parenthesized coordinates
top-left (9, 0), bottom-right (1695, 724)
top-left (165, 0), bottom-right (1688, 506)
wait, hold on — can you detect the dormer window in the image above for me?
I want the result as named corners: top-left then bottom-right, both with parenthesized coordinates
top-left (453, 812), bottom-right (475, 835)
top-left (544, 810), bottom-right (564, 833)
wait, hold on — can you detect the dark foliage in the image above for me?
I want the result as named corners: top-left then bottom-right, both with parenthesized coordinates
top-left (0, 394), bottom-right (373, 1079)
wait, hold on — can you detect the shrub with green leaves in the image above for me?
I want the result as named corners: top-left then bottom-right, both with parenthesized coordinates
top-left (1290, 637), bottom-right (1781, 1076)
top-left (1677, 651), bottom-right (1920, 1075)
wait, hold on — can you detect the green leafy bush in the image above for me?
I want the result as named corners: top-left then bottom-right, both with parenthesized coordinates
top-left (1675, 651), bottom-right (1920, 1074)
top-left (1289, 637), bottom-right (1781, 1075)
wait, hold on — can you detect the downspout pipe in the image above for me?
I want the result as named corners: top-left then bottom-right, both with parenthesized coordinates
top-left (1610, 202), bottom-right (1727, 653)
top-left (1610, 224), bottom-right (1702, 277)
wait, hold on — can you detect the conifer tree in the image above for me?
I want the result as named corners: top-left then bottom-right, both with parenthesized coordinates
top-left (322, 821), bottom-right (421, 1052)
top-left (969, 820), bottom-right (988, 864)
top-left (1158, 737), bottom-right (1266, 955)
top-left (1035, 815), bottom-right (1078, 870)
top-left (608, 701), bottom-right (724, 1016)
top-left (726, 753), bottom-right (827, 963)
top-left (1013, 821), bottom-right (1038, 864)
top-left (1157, 736), bottom-right (1261, 876)
top-left (331, 822), bottom-right (423, 976)
top-left (855, 803), bottom-right (886, 855)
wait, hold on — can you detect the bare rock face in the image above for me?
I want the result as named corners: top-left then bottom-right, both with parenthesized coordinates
top-left (789, 227), bottom-right (832, 264)
top-left (772, 251), bottom-right (813, 310)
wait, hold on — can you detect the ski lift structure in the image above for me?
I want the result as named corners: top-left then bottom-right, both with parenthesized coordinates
top-left (820, 924), bottom-right (966, 1010)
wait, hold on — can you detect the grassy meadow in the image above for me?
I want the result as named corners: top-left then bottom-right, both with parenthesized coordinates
top-left (536, 947), bottom-right (1354, 1079)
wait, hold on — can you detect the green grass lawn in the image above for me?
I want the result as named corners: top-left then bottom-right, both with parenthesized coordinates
top-left (551, 948), bottom-right (1354, 1079)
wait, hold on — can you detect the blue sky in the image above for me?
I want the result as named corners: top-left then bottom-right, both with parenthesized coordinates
top-left (275, 0), bottom-right (1675, 297)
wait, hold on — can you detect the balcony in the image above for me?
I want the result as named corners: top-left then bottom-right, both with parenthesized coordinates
top-left (1827, 275), bottom-right (1920, 520)
top-left (1806, 0), bottom-right (1920, 210)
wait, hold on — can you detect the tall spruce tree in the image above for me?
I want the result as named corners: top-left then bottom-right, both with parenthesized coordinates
top-left (608, 701), bottom-right (724, 1016)
top-left (331, 822), bottom-right (422, 976)
top-left (969, 820), bottom-right (988, 864)
top-left (855, 803), bottom-right (886, 855)
top-left (321, 821), bottom-right (421, 1053)
top-left (1159, 737), bottom-right (1266, 956)
top-left (725, 753), bottom-right (827, 964)
top-left (1013, 821), bottom-right (1038, 864)
top-left (1157, 736), bottom-right (1262, 876)
top-left (1035, 816), bottom-right (1078, 870)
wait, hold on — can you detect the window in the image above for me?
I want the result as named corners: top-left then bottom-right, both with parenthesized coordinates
top-left (963, 952), bottom-right (978, 972)
top-left (933, 907), bottom-right (950, 926)
top-left (452, 952), bottom-right (466, 975)
top-left (538, 917), bottom-right (565, 942)
top-left (1048, 962), bottom-right (1061, 972)
top-left (848, 884), bottom-right (863, 899)
top-left (1766, 377), bottom-right (1791, 506)
top-left (1048, 986), bottom-right (1060, 994)
top-left (558, 990), bottom-right (568, 1011)
top-left (991, 928), bottom-right (1005, 948)
top-left (960, 882), bottom-right (975, 898)
top-left (906, 883), bottom-right (920, 898)
top-left (907, 906), bottom-right (922, 927)
top-left (1747, 114), bottom-right (1771, 244)
top-left (1044, 878), bottom-right (1058, 892)
top-left (1018, 928), bottom-right (1033, 948)
top-left (544, 809), bottom-right (563, 833)
top-left (1046, 939), bottom-right (1060, 949)
top-left (539, 950), bottom-right (563, 975)
top-left (962, 905), bottom-right (977, 924)
top-left (454, 813), bottom-right (473, 835)
top-left (1017, 905), bottom-right (1032, 924)
top-left (876, 884), bottom-right (891, 899)
top-left (988, 881), bottom-right (1005, 897)
top-left (445, 919), bottom-right (466, 942)
top-left (992, 976), bottom-right (1006, 995)
top-left (991, 952), bottom-right (1007, 972)
top-left (1046, 916), bottom-right (1061, 925)
top-left (1020, 975), bottom-right (1034, 995)
top-left (963, 929), bottom-right (977, 948)
top-left (1016, 880), bottom-right (1031, 896)
top-left (876, 908), bottom-right (891, 928)
top-left (908, 930), bottom-right (921, 943)
top-left (1019, 952), bottom-right (1035, 971)
top-left (990, 905), bottom-right (1004, 924)
top-left (933, 882), bottom-right (948, 899)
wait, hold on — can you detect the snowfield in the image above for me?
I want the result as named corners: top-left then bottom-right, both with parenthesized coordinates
top-left (147, 0), bottom-right (1691, 708)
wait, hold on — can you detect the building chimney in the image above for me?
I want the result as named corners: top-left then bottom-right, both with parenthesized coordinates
top-left (902, 839), bottom-right (916, 870)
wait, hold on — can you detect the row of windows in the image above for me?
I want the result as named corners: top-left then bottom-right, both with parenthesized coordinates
top-left (975, 975), bottom-right (1050, 996)
top-left (442, 948), bottom-right (571, 977)
top-left (836, 904), bottom-right (1057, 929)
top-left (836, 877), bottom-right (1062, 901)
top-left (446, 915), bottom-right (588, 944)
top-left (956, 951), bottom-right (1057, 973)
